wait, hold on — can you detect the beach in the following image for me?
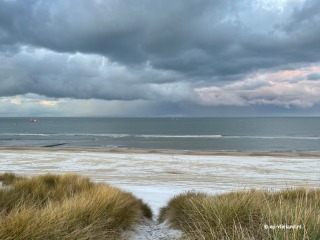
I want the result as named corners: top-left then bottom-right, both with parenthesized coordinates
top-left (1, 147), bottom-right (319, 216)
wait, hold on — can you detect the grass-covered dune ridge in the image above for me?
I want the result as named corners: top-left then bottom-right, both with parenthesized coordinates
top-left (159, 188), bottom-right (320, 240)
top-left (0, 172), bottom-right (152, 240)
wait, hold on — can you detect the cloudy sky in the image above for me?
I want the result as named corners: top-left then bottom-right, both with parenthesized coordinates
top-left (1, 0), bottom-right (320, 117)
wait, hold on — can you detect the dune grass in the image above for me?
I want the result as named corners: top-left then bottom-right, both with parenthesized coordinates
top-left (159, 188), bottom-right (320, 240)
top-left (0, 172), bottom-right (25, 186)
top-left (0, 172), bottom-right (152, 240)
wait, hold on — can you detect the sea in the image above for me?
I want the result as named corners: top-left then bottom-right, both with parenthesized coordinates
top-left (0, 117), bottom-right (320, 153)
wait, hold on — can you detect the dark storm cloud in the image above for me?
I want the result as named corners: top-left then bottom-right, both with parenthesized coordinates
top-left (0, 0), bottom-right (212, 64)
top-left (1, 0), bottom-right (319, 79)
top-left (280, 0), bottom-right (320, 64)
top-left (0, 46), bottom-right (190, 102)
top-left (287, 0), bottom-right (320, 28)
top-left (1, 0), bottom-right (320, 114)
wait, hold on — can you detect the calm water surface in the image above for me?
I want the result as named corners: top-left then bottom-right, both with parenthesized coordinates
top-left (0, 117), bottom-right (320, 152)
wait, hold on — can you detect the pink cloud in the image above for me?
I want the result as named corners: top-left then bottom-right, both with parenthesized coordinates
top-left (195, 65), bottom-right (320, 108)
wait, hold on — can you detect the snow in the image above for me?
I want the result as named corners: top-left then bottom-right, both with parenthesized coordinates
top-left (122, 219), bottom-right (183, 240)
top-left (0, 149), bottom-right (319, 217)
top-left (1, 149), bottom-right (319, 239)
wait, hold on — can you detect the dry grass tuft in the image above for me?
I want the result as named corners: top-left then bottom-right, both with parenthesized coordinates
top-left (0, 172), bottom-right (26, 186)
top-left (0, 173), bottom-right (152, 240)
top-left (159, 188), bottom-right (320, 240)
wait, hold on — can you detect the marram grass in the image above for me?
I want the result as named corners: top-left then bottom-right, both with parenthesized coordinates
top-left (159, 188), bottom-right (320, 240)
top-left (0, 173), bottom-right (152, 240)
top-left (0, 172), bottom-right (25, 186)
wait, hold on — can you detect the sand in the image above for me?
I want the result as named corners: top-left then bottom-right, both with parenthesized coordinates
top-left (2, 146), bottom-right (320, 158)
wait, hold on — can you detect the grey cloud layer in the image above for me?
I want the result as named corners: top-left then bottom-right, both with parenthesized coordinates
top-left (0, 0), bottom-right (320, 112)
top-left (0, 47), bottom-right (194, 101)
top-left (1, 0), bottom-right (319, 77)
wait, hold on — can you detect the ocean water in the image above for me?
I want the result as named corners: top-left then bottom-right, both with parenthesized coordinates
top-left (0, 117), bottom-right (320, 152)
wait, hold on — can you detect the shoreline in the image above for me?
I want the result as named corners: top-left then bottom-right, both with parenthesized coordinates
top-left (1, 146), bottom-right (320, 158)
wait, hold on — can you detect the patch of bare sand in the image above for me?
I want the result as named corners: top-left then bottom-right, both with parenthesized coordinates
top-left (1, 146), bottom-right (320, 158)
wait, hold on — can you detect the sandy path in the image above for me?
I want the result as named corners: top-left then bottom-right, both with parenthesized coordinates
top-left (122, 219), bottom-right (183, 240)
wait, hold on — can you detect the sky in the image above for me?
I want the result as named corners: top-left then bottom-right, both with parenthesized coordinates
top-left (1, 0), bottom-right (320, 117)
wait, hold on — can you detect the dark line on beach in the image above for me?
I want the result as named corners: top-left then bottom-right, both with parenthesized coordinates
top-left (43, 143), bottom-right (68, 148)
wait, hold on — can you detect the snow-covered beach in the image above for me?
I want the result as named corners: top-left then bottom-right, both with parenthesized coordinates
top-left (1, 147), bottom-right (319, 216)
top-left (1, 147), bottom-right (319, 239)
